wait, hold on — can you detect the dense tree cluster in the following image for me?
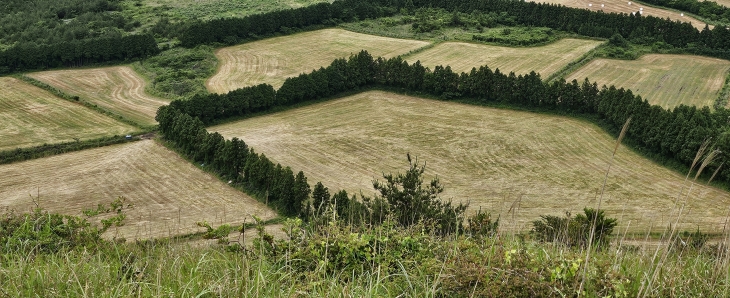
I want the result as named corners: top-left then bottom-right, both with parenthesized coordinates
top-left (0, 34), bottom-right (158, 74)
top-left (0, 0), bottom-right (157, 74)
top-left (0, 0), bottom-right (133, 46)
top-left (179, 0), bottom-right (395, 47)
top-left (161, 51), bottom-right (730, 186)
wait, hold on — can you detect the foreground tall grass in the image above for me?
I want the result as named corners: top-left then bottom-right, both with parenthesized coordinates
top-left (1, 208), bottom-right (729, 297)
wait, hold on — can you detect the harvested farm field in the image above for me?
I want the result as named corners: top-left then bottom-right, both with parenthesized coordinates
top-left (206, 28), bottom-right (431, 93)
top-left (403, 39), bottom-right (602, 77)
top-left (0, 140), bottom-right (276, 239)
top-left (211, 90), bottom-right (730, 232)
top-left (0, 77), bottom-right (136, 151)
top-left (567, 54), bottom-right (730, 109)
top-left (528, 0), bottom-right (709, 29)
top-left (28, 66), bottom-right (170, 126)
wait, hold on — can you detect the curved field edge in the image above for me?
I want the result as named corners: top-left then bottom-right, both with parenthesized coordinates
top-left (527, 0), bottom-right (709, 29)
top-left (0, 77), bottom-right (137, 151)
top-left (211, 90), bottom-right (730, 233)
top-left (566, 54), bottom-right (730, 109)
top-left (27, 66), bottom-right (171, 127)
top-left (402, 38), bottom-right (603, 77)
top-left (206, 28), bottom-right (431, 93)
top-left (0, 140), bottom-right (277, 239)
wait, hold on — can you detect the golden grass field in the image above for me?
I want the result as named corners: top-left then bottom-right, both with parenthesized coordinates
top-left (0, 140), bottom-right (276, 239)
top-left (403, 39), bottom-right (602, 77)
top-left (206, 28), bottom-right (431, 93)
top-left (28, 66), bottom-right (170, 126)
top-left (0, 77), bottom-right (137, 151)
top-left (567, 54), bottom-right (730, 109)
top-left (528, 0), bottom-right (709, 30)
top-left (212, 91), bottom-right (730, 233)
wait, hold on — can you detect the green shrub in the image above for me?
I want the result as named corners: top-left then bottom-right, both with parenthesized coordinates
top-left (532, 208), bottom-right (617, 249)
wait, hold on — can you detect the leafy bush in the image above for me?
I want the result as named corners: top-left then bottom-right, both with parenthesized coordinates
top-left (532, 208), bottom-right (617, 249)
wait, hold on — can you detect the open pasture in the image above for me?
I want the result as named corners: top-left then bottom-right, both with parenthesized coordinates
top-left (0, 140), bottom-right (276, 239)
top-left (28, 66), bottom-right (170, 126)
top-left (404, 39), bottom-right (602, 77)
top-left (528, 0), bottom-right (708, 29)
top-left (567, 54), bottom-right (730, 109)
top-left (206, 28), bottom-right (431, 93)
top-left (212, 91), bottom-right (730, 232)
top-left (0, 77), bottom-right (136, 151)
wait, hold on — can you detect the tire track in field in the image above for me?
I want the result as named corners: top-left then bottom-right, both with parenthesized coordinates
top-left (212, 91), bottom-right (730, 232)
top-left (28, 66), bottom-right (170, 126)
top-left (0, 77), bottom-right (136, 151)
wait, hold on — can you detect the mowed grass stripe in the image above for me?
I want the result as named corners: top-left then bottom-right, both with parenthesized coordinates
top-left (404, 39), bottom-right (602, 77)
top-left (0, 140), bottom-right (276, 239)
top-left (207, 28), bottom-right (431, 93)
top-left (212, 91), bottom-right (730, 232)
top-left (567, 54), bottom-right (730, 109)
top-left (28, 66), bottom-right (170, 126)
top-left (528, 0), bottom-right (708, 29)
top-left (0, 77), bottom-right (136, 151)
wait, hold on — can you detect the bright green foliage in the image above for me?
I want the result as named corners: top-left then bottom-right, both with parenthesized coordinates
top-left (532, 208), bottom-right (617, 249)
top-left (0, 199), bottom-right (130, 254)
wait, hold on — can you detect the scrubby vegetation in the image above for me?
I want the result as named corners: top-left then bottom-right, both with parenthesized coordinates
top-left (133, 45), bottom-right (217, 99)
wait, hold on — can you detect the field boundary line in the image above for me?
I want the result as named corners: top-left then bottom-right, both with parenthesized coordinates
top-left (545, 42), bottom-right (606, 83)
top-left (0, 133), bottom-right (151, 165)
top-left (15, 75), bottom-right (151, 130)
top-left (716, 68), bottom-right (730, 109)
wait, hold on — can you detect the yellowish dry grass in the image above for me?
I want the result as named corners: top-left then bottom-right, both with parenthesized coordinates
top-left (207, 28), bottom-right (431, 93)
top-left (567, 54), bottom-right (730, 109)
top-left (404, 39), bottom-right (602, 77)
top-left (28, 66), bottom-right (170, 126)
top-left (0, 140), bottom-right (276, 239)
top-left (528, 0), bottom-right (709, 29)
top-left (0, 77), bottom-right (137, 151)
top-left (706, 0), bottom-right (730, 8)
top-left (212, 91), bottom-right (730, 232)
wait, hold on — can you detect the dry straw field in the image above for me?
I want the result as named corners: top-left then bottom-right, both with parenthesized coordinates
top-left (567, 54), bottom-right (730, 109)
top-left (404, 39), bottom-right (602, 77)
top-left (212, 91), bottom-right (730, 232)
top-left (28, 66), bottom-right (170, 126)
top-left (206, 28), bottom-right (431, 93)
top-left (528, 0), bottom-right (709, 29)
top-left (0, 77), bottom-right (136, 151)
top-left (0, 140), bottom-right (276, 239)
